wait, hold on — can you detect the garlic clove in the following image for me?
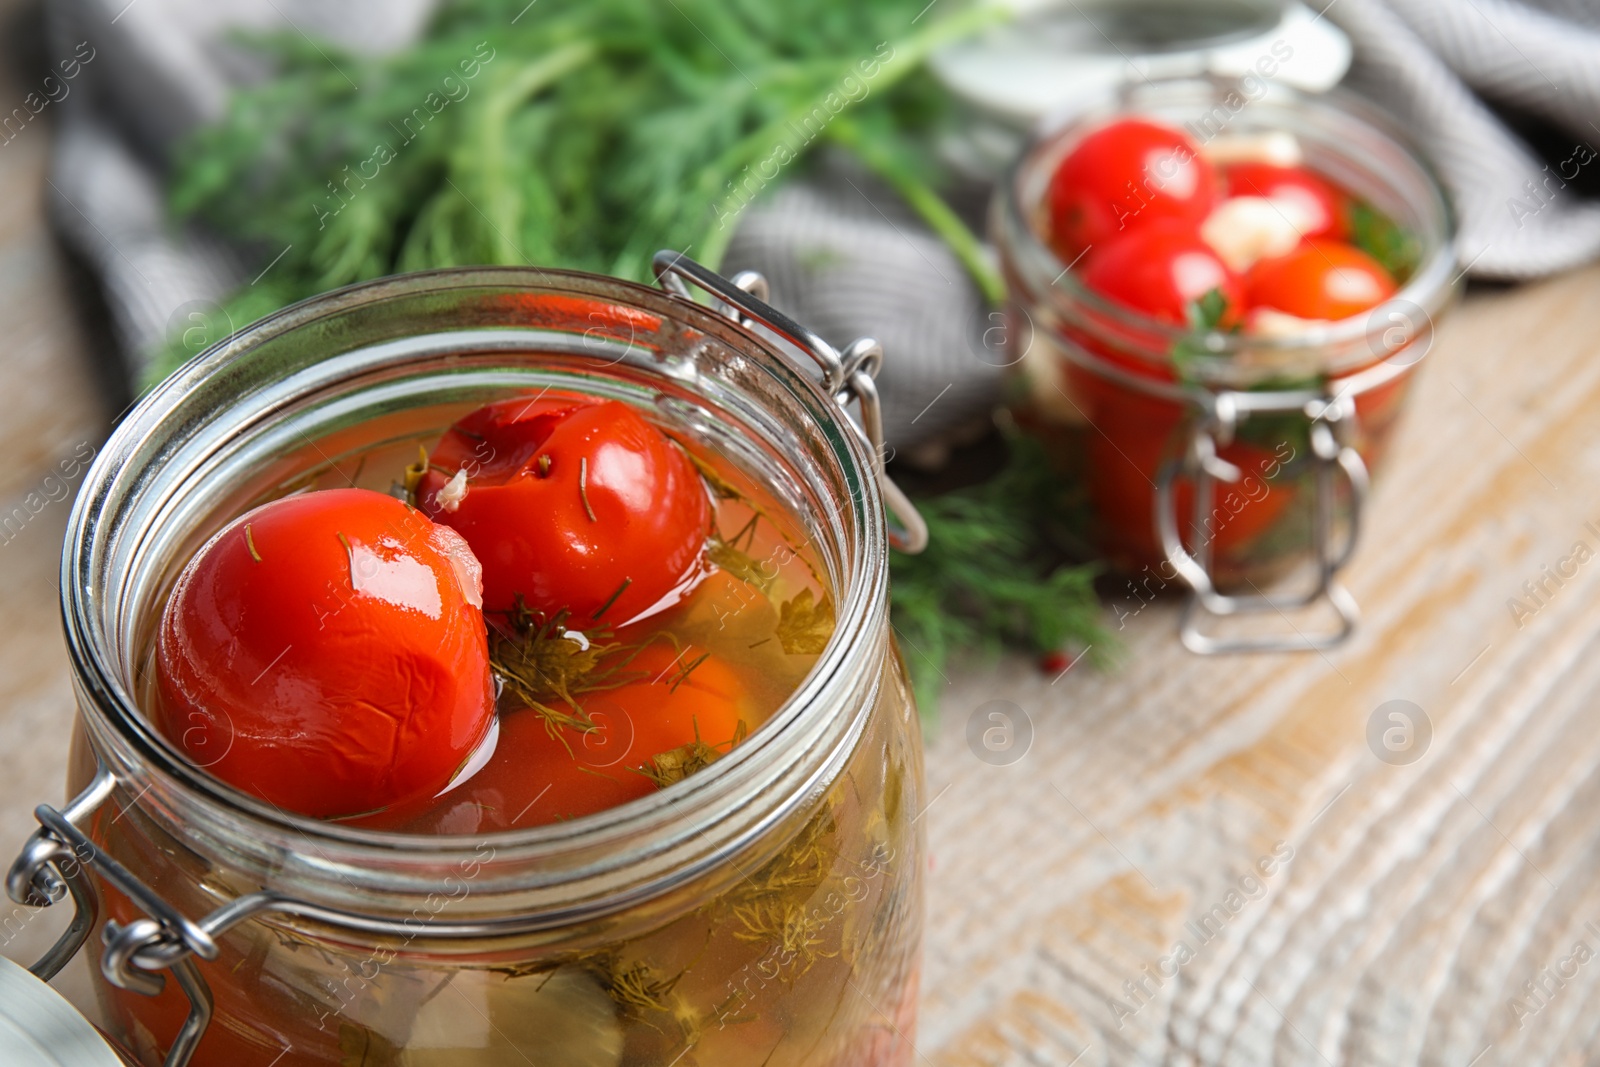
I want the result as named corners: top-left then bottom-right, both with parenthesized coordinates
top-left (1246, 306), bottom-right (1336, 338)
top-left (1201, 196), bottom-right (1309, 273)
top-left (1200, 130), bottom-right (1303, 168)
top-left (435, 467), bottom-right (469, 514)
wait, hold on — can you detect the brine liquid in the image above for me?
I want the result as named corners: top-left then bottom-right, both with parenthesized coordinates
top-left (89, 676), bottom-right (923, 1067)
top-left (99, 391), bottom-right (923, 1066)
top-left (136, 408), bottom-right (832, 833)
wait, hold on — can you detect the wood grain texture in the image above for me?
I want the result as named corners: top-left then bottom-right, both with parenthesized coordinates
top-left (1, 25), bottom-right (1599, 1063)
top-left (0, 0), bottom-right (111, 1011)
top-left (916, 268), bottom-right (1600, 1065)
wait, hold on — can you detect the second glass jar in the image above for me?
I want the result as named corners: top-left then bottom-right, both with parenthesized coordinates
top-left (994, 77), bottom-right (1456, 649)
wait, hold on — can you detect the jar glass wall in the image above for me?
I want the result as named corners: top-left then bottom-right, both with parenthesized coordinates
top-left (38, 267), bottom-right (924, 1066)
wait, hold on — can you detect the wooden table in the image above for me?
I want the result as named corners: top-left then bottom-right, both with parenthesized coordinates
top-left (5, 35), bottom-right (1600, 1067)
top-left (914, 270), bottom-right (1600, 1067)
top-left (0, 0), bottom-right (113, 1013)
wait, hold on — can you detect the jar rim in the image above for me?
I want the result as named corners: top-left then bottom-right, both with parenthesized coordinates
top-left (996, 75), bottom-right (1459, 374)
top-left (60, 265), bottom-right (891, 919)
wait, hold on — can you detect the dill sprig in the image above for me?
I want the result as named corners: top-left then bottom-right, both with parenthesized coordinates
top-left (888, 432), bottom-right (1111, 711)
top-left (156, 0), bottom-right (1007, 380)
top-left (733, 804), bottom-right (837, 904)
top-left (637, 718), bottom-right (747, 789)
top-left (600, 959), bottom-right (680, 1022)
top-left (730, 897), bottom-right (836, 973)
top-left (489, 597), bottom-right (650, 737)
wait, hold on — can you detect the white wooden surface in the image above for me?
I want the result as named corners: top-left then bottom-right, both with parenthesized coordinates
top-left (4, 19), bottom-right (1600, 1063)
top-left (915, 270), bottom-right (1600, 1065)
top-left (0, 0), bottom-right (110, 1012)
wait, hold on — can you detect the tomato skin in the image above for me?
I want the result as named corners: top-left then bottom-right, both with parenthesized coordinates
top-left (1246, 239), bottom-right (1396, 321)
top-left (155, 489), bottom-right (495, 820)
top-left (460, 643), bottom-right (746, 829)
top-left (612, 641), bottom-right (746, 757)
top-left (419, 396), bottom-right (711, 625)
top-left (1080, 223), bottom-right (1245, 327)
top-left (461, 708), bottom-right (657, 828)
top-left (1224, 163), bottom-right (1348, 241)
top-left (1019, 353), bottom-right (1299, 580)
top-left (491, 292), bottom-right (663, 342)
top-left (1048, 119), bottom-right (1217, 259)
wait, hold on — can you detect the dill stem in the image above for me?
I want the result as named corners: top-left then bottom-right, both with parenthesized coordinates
top-left (827, 114), bottom-right (1004, 305)
top-left (694, 3), bottom-right (1010, 270)
top-left (474, 39), bottom-right (599, 265)
top-left (591, 577), bottom-right (631, 621)
top-left (578, 456), bottom-right (597, 522)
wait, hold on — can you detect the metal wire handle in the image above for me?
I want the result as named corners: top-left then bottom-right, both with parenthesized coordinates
top-left (7, 769), bottom-right (214, 1067)
top-left (1155, 387), bottom-right (1370, 654)
top-left (651, 250), bottom-right (928, 554)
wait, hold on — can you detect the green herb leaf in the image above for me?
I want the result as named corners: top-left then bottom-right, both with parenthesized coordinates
top-left (889, 432), bottom-right (1110, 712)
top-left (775, 588), bottom-right (834, 655)
top-left (154, 0), bottom-right (1008, 382)
top-left (638, 718), bottom-right (746, 789)
top-left (1171, 286), bottom-right (1236, 382)
top-left (1348, 198), bottom-right (1421, 281)
top-left (1187, 286), bottom-right (1232, 333)
top-left (708, 536), bottom-right (775, 592)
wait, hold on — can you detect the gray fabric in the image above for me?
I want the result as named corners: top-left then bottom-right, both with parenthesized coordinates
top-left (49, 110), bottom-right (249, 372)
top-left (44, 0), bottom-right (435, 374)
top-left (39, 0), bottom-right (1600, 451)
top-left (1330, 0), bottom-right (1600, 279)
top-left (723, 160), bottom-right (1000, 458)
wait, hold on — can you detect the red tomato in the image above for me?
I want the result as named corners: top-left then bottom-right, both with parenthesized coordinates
top-left (455, 708), bottom-right (656, 829)
top-left (155, 489), bottom-right (495, 819)
top-left (1039, 360), bottom-right (1299, 578)
top-left (1224, 162), bottom-right (1348, 241)
top-left (490, 292), bottom-right (663, 340)
top-left (1048, 118), bottom-right (1217, 259)
top-left (1080, 223), bottom-right (1245, 328)
top-left (1085, 421), bottom-right (1296, 575)
top-left (418, 395), bottom-right (711, 625)
top-left (461, 642), bottom-right (747, 829)
top-left (612, 641), bottom-right (746, 756)
top-left (1038, 650), bottom-right (1069, 674)
top-left (1246, 239), bottom-right (1396, 321)
top-left (827, 967), bottom-right (920, 1067)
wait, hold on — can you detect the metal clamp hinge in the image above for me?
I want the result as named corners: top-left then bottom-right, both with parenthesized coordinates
top-left (7, 770), bottom-right (214, 1067)
top-left (652, 250), bottom-right (927, 554)
top-left (1155, 385), bottom-right (1370, 654)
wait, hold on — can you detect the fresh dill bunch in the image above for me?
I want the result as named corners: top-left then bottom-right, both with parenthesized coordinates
top-left (157, 0), bottom-right (1006, 380)
top-left (889, 433), bottom-right (1111, 712)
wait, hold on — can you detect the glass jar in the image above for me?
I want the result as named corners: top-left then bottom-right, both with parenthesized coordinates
top-left (7, 256), bottom-right (928, 1066)
top-left (993, 77), bottom-right (1457, 652)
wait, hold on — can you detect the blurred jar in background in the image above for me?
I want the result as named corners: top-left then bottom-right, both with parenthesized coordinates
top-left (992, 78), bottom-right (1456, 651)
